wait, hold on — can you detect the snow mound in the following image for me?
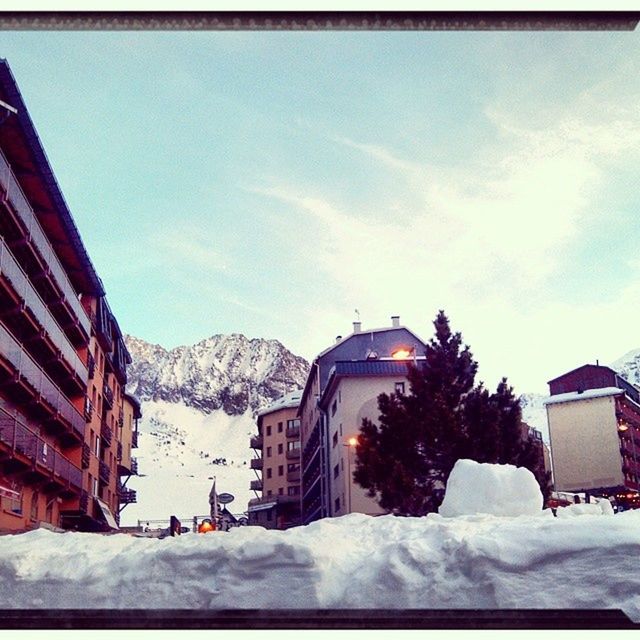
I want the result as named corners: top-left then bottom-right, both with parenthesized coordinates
top-left (2, 511), bottom-right (640, 621)
top-left (556, 500), bottom-right (614, 518)
top-left (439, 459), bottom-right (543, 518)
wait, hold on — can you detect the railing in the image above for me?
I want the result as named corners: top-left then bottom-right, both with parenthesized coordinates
top-left (0, 238), bottom-right (89, 383)
top-left (131, 431), bottom-right (139, 448)
top-left (103, 383), bottom-right (114, 409)
top-left (118, 488), bottom-right (137, 504)
top-left (98, 460), bottom-right (110, 484)
top-left (250, 457), bottom-right (263, 470)
top-left (0, 322), bottom-right (85, 439)
top-left (79, 491), bottom-right (89, 514)
top-left (287, 468), bottom-right (301, 483)
top-left (248, 494), bottom-right (299, 508)
top-left (0, 147), bottom-right (91, 338)
top-left (250, 434), bottom-right (263, 450)
top-left (118, 408), bottom-right (124, 428)
top-left (130, 457), bottom-right (138, 475)
top-left (0, 406), bottom-right (82, 492)
top-left (100, 421), bottom-right (112, 447)
top-left (81, 443), bottom-right (91, 469)
top-left (116, 441), bottom-right (123, 462)
top-left (250, 479), bottom-right (263, 491)
top-left (87, 352), bottom-right (95, 379)
top-left (286, 448), bottom-right (301, 460)
top-left (286, 424), bottom-right (300, 439)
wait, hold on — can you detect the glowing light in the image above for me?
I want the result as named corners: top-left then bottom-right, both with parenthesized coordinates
top-left (618, 422), bottom-right (629, 432)
top-left (348, 437), bottom-right (358, 447)
top-left (392, 348), bottom-right (412, 360)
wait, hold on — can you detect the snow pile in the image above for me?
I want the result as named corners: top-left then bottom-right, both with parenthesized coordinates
top-left (556, 500), bottom-right (615, 518)
top-left (1, 510), bottom-right (640, 619)
top-left (439, 459), bottom-right (543, 518)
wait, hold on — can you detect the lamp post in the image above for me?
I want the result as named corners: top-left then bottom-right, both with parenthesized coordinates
top-left (343, 437), bottom-right (358, 513)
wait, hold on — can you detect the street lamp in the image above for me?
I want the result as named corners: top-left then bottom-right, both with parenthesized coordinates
top-left (343, 437), bottom-right (358, 513)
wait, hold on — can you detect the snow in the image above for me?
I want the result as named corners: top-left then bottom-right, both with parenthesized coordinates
top-left (121, 400), bottom-right (254, 526)
top-left (2, 509), bottom-right (640, 619)
top-left (543, 387), bottom-right (623, 405)
top-left (439, 459), bottom-right (543, 518)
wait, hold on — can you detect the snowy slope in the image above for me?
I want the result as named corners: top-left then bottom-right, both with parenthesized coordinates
top-left (122, 335), bottom-right (309, 526)
top-left (519, 392), bottom-right (549, 443)
top-left (611, 348), bottom-right (640, 387)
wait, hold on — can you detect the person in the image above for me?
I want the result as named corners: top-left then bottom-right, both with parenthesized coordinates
top-left (198, 518), bottom-right (215, 533)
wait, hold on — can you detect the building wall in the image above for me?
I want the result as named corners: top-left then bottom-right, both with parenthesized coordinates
top-left (326, 376), bottom-right (410, 517)
top-left (547, 396), bottom-right (624, 492)
top-left (261, 405), bottom-right (301, 499)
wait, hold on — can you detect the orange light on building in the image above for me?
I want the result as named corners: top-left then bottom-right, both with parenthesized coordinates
top-left (618, 422), bottom-right (629, 432)
top-left (391, 348), bottom-right (412, 360)
top-left (348, 437), bottom-right (358, 447)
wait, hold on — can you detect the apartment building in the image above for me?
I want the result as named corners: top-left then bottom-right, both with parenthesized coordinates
top-left (248, 390), bottom-right (302, 529)
top-left (298, 316), bottom-right (427, 524)
top-left (0, 59), bottom-right (138, 532)
top-left (545, 363), bottom-right (640, 508)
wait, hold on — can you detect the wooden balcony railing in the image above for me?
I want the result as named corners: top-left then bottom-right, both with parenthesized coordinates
top-left (250, 457), bottom-right (263, 470)
top-left (100, 421), bottom-right (112, 447)
top-left (98, 460), bottom-right (110, 484)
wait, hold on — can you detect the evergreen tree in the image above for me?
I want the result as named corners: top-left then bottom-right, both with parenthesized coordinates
top-left (353, 310), bottom-right (550, 515)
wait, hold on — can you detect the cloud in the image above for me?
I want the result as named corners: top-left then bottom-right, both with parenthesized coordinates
top-left (151, 226), bottom-right (229, 273)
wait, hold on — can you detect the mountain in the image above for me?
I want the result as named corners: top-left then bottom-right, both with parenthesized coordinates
top-left (610, 348), bottom-right (640, 387)
top-left (121, 334), bottom-right (310, 526)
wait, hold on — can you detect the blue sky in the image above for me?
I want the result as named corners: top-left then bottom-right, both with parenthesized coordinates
top-left (2, 30), bottom-right (640, 393)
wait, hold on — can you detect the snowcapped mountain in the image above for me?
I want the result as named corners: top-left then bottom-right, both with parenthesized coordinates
top-left (121, 334), bottom-right (310, 526)
top-left (611, 348), bottom-right (640, 387)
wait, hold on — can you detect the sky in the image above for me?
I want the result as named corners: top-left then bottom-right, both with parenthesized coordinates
top-left (2, 28), bottom-right (640, 394)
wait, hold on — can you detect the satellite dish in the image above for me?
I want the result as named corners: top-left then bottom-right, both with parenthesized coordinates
top-left (217, 492), bottom-right (235, 504)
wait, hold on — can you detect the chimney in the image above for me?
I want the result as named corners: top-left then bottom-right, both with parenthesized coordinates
top-left (335, 335), bottom-right (342, 343)
top-left (391, 315), bottom-right (400, 328)
top-left (353, 322), bottom-right (362, 333)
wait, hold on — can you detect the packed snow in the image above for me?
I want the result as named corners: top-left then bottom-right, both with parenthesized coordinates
top-left (2, 507), bottom-right (639, 617)
top-left (439, 459), bottom-right (543, 517)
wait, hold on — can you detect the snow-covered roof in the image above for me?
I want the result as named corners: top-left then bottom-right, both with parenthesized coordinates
top-left (543, 387), bottom-right (623, 406)
top-left (256, 390), bottom-right (302, 417)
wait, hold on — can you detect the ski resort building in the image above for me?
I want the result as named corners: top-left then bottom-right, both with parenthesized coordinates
top-left (545, 363), bottom-right (640, 509)
top-left (298, 316), bottom-right (427, 524)
top-left (0, 59), bottom-right (138, 533)
top-left (248, 390), bottom-right (302, 529)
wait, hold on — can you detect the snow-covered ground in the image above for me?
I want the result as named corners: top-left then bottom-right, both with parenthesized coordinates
top-left (2, 461), bottom-right (639, 619)
top-left (121, 400), bottom-right (254, 526)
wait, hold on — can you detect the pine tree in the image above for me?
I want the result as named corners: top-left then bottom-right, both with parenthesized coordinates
top-left (353, 310), bottom-right (550, 515)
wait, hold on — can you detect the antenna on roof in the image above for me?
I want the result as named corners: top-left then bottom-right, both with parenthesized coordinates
top-left (354, 308), bottom-right (360, 322)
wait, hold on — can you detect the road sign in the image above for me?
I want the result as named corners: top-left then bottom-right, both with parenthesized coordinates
top-left (217, 492), bottom-right (235, 504)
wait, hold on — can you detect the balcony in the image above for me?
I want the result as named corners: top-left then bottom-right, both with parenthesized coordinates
top-left (116, 441), bottom-right (123, 462)
top-left (0, 148), bottom-right (91, 342)
top-left (84, 397), bottom-right (93, 423)
top-left (250, 457), bottom-right (263, 470)
top-left (103, 383), bottom-right (114, 410)
top-left (130, 457), bottom-right (138, 475)
top-left (286, 448), bottom-right (301, 460)
top-left (0, 322), bottom-right (85, 441)
top-left (287, 468), bottom-right (301, 483)
top-left (0, 406), bottom-right (82, 494)
top-left (118, 408), bottom-right (124, 428)
top-left (98, 460), bottom-right (110, 484)
top-left (81, 443), bottom-right (91, 470)
top-left (131, 431), bottom-right (139, 448)
top-left (100, 421), bottom-right (112, 447)
top-left (250, 479), bottom-right (263, 491)
top-left (286, 424), bottom-right (300, 439)
top-left (118, 488), bottom-right (137, 505)
top-left (87, 352), bottom-right (95, 380)
top-left (250, 434), bottom-right (263, 450)
top-left (248, 494), bottom-right (299, 508)
top-left (0, 237), bottom-right (89, 386)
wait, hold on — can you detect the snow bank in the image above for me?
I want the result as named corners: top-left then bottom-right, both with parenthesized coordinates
top-left (556, 499), bottom-right (615, 518)
top-left (439, 459), bottom-right (543, 517)
top-left (1, 510), bottom-right (640, 620)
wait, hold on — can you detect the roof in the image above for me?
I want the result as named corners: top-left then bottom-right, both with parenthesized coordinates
top-left (0, 58), bottom-right (104, 297)
top-left (543, 387), bottom-right (623, 406)
top-left (547, 363), bottom-right (617, 385)
top-left (257, 389), bottom-right (303, 418)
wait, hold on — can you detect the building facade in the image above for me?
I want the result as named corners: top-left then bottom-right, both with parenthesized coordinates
top-left (0, 59), bottom-right (138, 532)
top-left (248, 390), bottom-right (302, 529)
top-left (545, 363), bottom-right (640, 508)
top-left (298, 316), bottom-right (427, 524)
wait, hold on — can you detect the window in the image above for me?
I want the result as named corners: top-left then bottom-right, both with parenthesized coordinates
top-left (266, 426), bottom-right (272, 437)
top-left (287, 419), bottom-right (300, 429)
top-left (30, 491), bottom-right (39, 521)
top-left (94, 434), bottom-right (100, 458)
top-left (267, 468), bottom-right (272, 479)
top-left (278, 465), bottom-right (284, 476)
top-left (267, 489), bottom-right (272, 496)
top-left (267, 447), bottom-right (272, 458)
top-left (395, 382), bottom-right (405, 395)
top-left (334, 497), bottom-right (341, 512)
top-left (92, 477), bottom-right (99, 497)
top-left (333, 432), bottom-right (338, 448)
top-left (331, 400), bottom-right (337, 416)
top-left (288, 486), bottom-right (300, 496)
top-left (339, 423), bottom-right (343, 436)
top-left (334, 464), bottom-right (340, 479)
top-left (278, 487), bottom-right (284, 495)
top-left (278, 422), bottom-right (283, 433)
top-left (287, 440), bottom-right (300, 451)
top-left (278, 443), bottom-right (283, 455)
top-left (287, 464), bottom-right (299, 472)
